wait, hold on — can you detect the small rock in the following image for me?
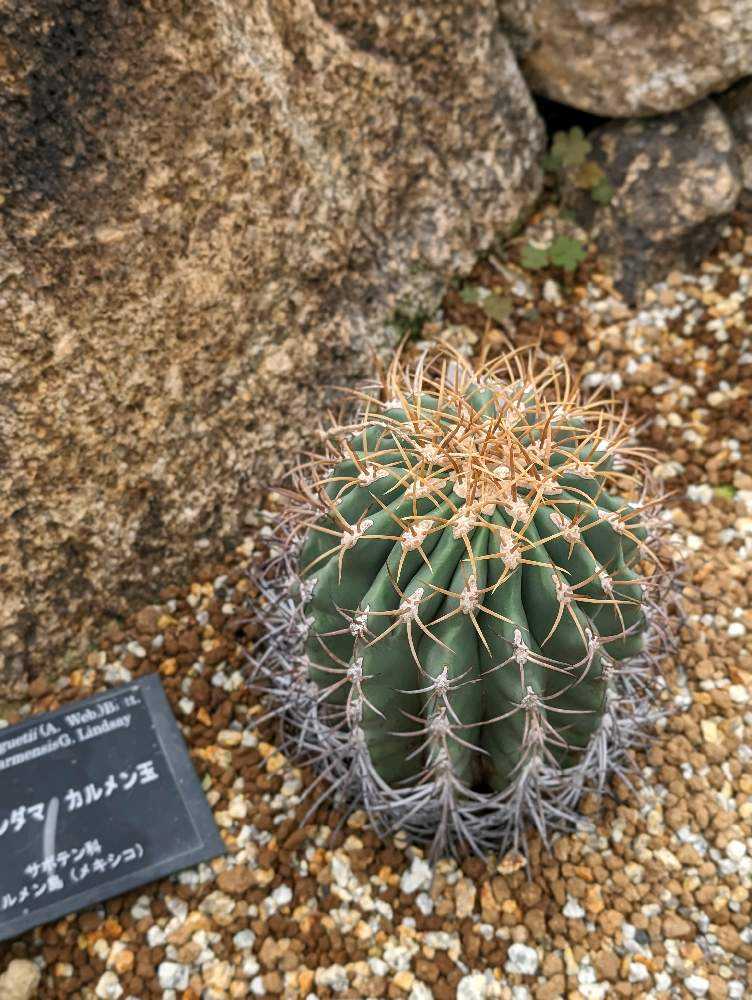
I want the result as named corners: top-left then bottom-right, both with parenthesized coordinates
top-left (505, 943), bottom-right (539, 976)
top-left (204, 961), bottom-right (234, 992)
top-left (400, 857), bottom-right (433, 894)
top-left (146, 926), bottom-right (166, 948)
top-left (455, 878), bottom-right (477, 919)
top-left (315, 964), bottom-right (349, 992)
top-left (217, 867), bottom-right (254, 896)
top-left (628, 961), bottom-right (650, 984)
top-left (134, 606), bottom-right (161, 634)
top-left (725, 839), bottom-right (747, 862)
top-left (218, 729), bottom-right (243, 747)
top-left (663, 914), bottom-right (694, 940)
top-left (729, 683), bottom-right (749, 702)
top-left (562, 101), bottom-right (741, 303)
top-left (200, 890), bottom-right (237, 921)
top-left (157, 962), bottom-right (190, 992)
top-left (94, 972), bottom-right (123, 999)
top-left (271, 884), bottom-right (293, 907)
top-left (701, 719), bottom-right (720, 744)
top-left (393, 970), bottom-right (414, 992)
top-left (457, 973), bottom-right (494, 1000)
top-left (0, 961), bottom-right (41, 1000)
top-left (685, 975), bottom-right (710, 998)
top-left (563, 897), bottom-right (586, 919)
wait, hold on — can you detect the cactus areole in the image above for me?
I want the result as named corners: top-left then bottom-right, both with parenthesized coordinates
top-left (252, 348), bottom-right (673, 856)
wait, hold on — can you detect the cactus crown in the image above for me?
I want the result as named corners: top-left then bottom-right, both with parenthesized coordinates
top-left (253, 346), bottom-right (672, 858)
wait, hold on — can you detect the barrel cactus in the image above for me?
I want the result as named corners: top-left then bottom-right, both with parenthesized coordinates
top-left (251, 347), bottom-right (674, 857)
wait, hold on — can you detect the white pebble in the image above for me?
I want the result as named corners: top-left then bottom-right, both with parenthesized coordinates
top-left (726, 839), bottom-right (747, 862)
top-left (563, 897), bottom-right (585, 919)
top-left (315, 964), bottom-right (349, 991)
top-left (95, 972), bottom-right (123, 999)
top-left (157, 962), bottom-right (189, 991)
top-left (728, 623), bottom-right (746, 638)
top-left (686, 484), bottom-right (713, 503)
top-left (272, 884), bottom-right (293, 907)
top-left (629, 962), bottom-right (650, 983)
top-left (456, 972), bottom-right (495, 1000)
top-left (415, 892), bottom-right (434, 916)
top-left (505, 943), bottom-right (539, 976)
top-left (166, 896), bottom-right (188, 922)
top-left (729, 684), bottom-right (749, 703)
top-left (233, 930), bottom-right (255, 950)
top-left (369, 958), bottom-right (389, 977)
top-left (400, 857), bottom-right (433, 894)
top-left (130, 895), bottom-right (152, 920)
top-left (104, 663), bottom-right (132, 684)
top-left (685, 975), bottom-right (710, 997)
top-left (250, 975), bottom-right (266, 996)
top-left (146, 926), bottom-right (166, 948)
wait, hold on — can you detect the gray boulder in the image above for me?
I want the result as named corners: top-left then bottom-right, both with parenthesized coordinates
top-left (0, 0), bottom-right (544, 682)
top-left (562, 101), bottom-right (742, 302)
top-left (499, 0), bottom-right (752, 117)
top-left (719, 78), bottom-right (752, 189)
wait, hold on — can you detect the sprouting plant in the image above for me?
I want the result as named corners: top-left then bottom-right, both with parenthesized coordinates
top-left (520, 235), bottom-right (588, 274)
top-left (543, 127), bottom-right (591, 171)
top-left (459, 285), bottom-right (512, 323)
top-left (714, 484), bottom-right (737, 500)
top-left (248, 346), bottom-right (675, 859)
top-left (544, 126), bottom-right (614, 206)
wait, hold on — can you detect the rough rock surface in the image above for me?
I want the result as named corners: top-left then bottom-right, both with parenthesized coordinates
top-left (498, 0), bottom-right (752, 117)
top-left (719, 78), bottom-right (752, 190)
top-left (0, 0), bottom-right (544, 682)
top-left (0, 961), bottom-right (40, 1000)
top-left (562, 101), bottom-right (742, 302)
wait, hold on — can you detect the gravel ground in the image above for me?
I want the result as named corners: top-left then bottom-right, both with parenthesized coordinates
top-left (1, 205), bottom-right (751, 999)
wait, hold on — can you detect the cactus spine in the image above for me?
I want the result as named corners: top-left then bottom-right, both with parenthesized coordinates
top-left (251, 347), bottom-right (673, 857)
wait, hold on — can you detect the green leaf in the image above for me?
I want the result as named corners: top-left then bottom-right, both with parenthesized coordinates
top-left (591, 179), bottom-right (615, 205)
top-left (548, 235), bottom-right (587, 273)
top-left (714, 484), bottom-right (737, 500)
top-left (550, 127), bottom-right (591, 169)
top-left (520, 244), bottom-right (550, 270)
top-left (459, 285), bottom-right (483, 304)
top-left (481, 294), bottom-right (512, 323)
top-left (572, 160), bottom-right (605, 189)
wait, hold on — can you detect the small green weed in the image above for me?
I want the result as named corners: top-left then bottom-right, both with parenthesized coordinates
top-left (459, 285), bottom-right (512, 323)
top-left (520, 235), bottom-right (587, 274)
top-left (544, 126), bottom-right (614, 206)
top-left (714, 484), bottom-right (738, 500)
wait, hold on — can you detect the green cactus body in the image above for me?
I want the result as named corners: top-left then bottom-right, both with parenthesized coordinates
top-left (297, 359), bottom-right (654, 804)
top-left (251, 349), bottom-right (672, 856)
